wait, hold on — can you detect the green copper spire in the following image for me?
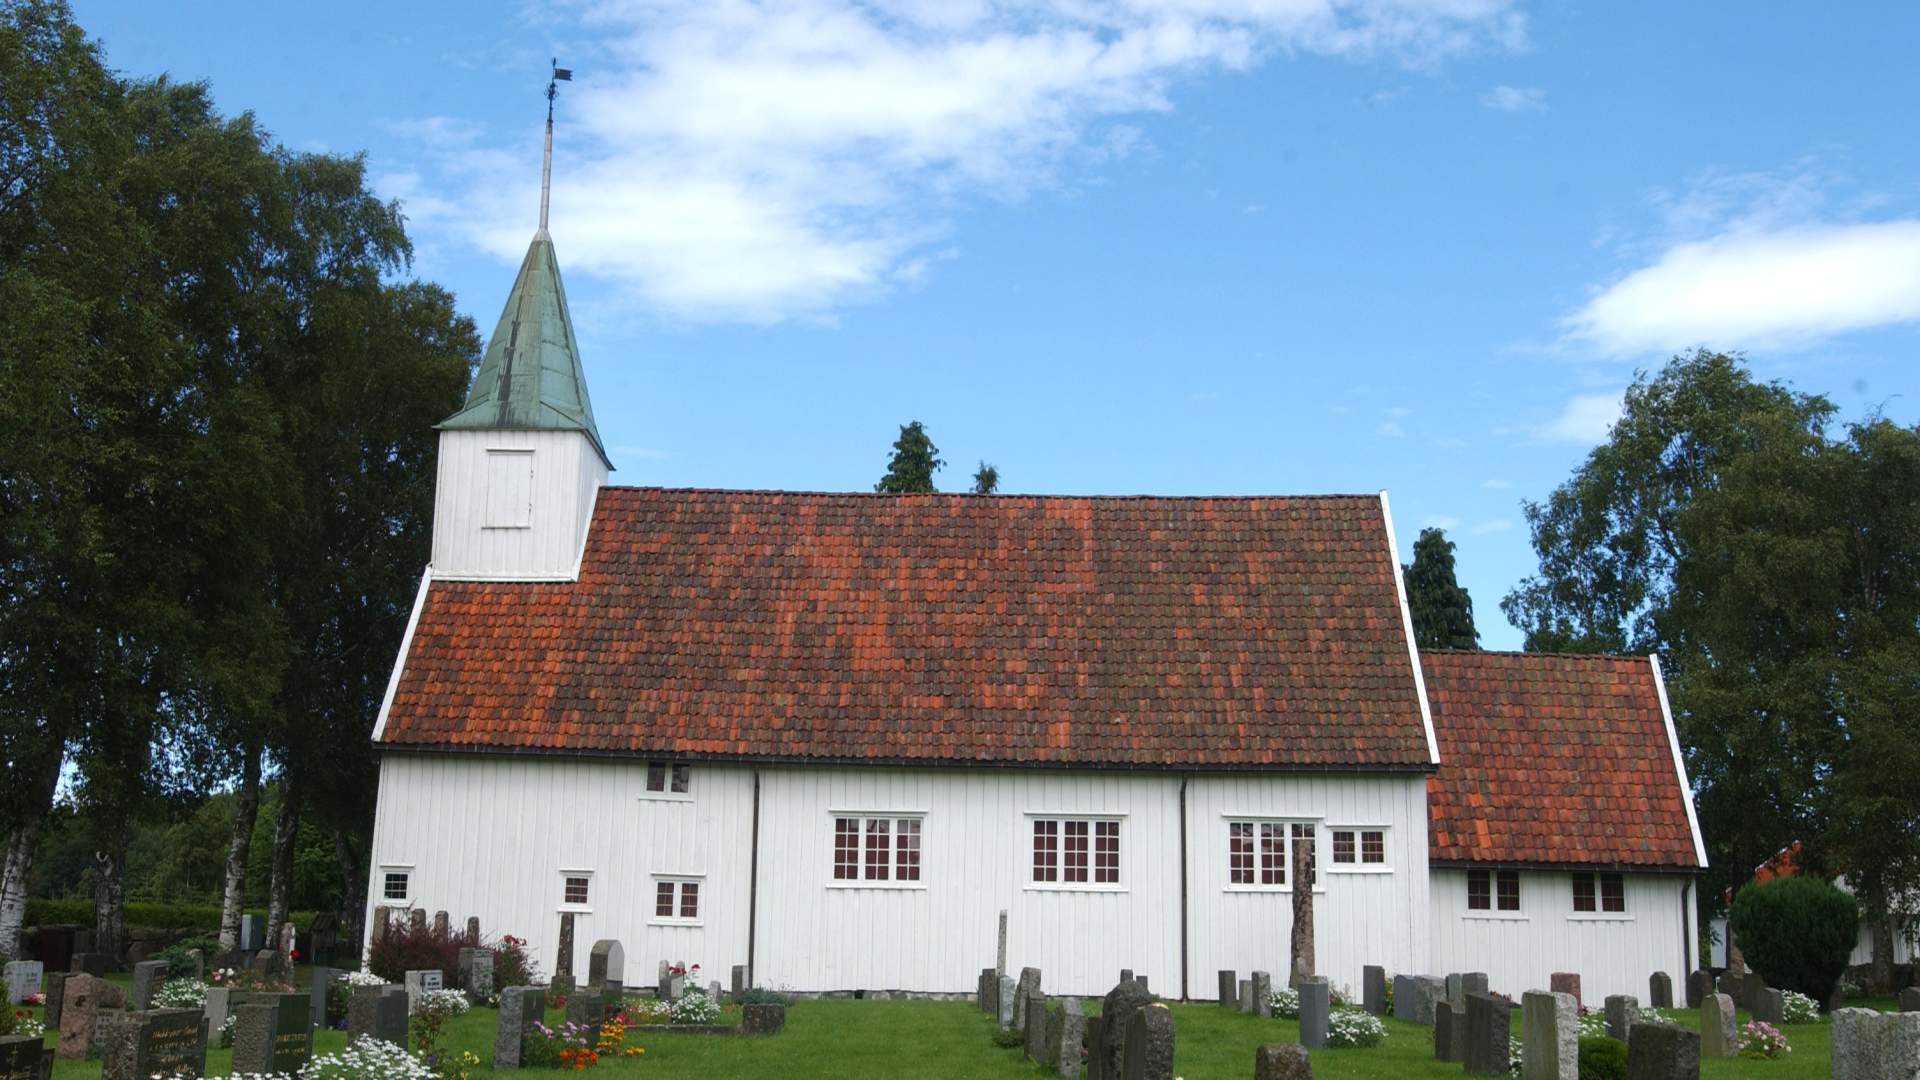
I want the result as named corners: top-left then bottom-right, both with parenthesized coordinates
top-left (437, 234), bottom-right (610, 467)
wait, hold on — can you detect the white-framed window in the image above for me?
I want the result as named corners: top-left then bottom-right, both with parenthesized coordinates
top-left (1224, 819), bottom-right (1319, 890)
top-left (1468, 867), bottom-right (1522, 913)
top-left (559, 869), bottom-right (594, 911)
top-left (1571, 871), bottom-right (1627, 915)
top-left (379, 865), bottom-right (414, 904)
top-left (1029, 816), bottom-right (1122, 889)
top-left (642, 761), bottom-right (692, 798)
top-left (483, 449), bottom-right (534, 528)
top-left (830, 813), bottom-right (925, 887)
top-left (651, 876), bottom-right (702, 925)
top-left (1327, 827), bottom-right (1391, 872)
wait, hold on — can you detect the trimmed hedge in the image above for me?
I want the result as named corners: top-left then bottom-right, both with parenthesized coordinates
top-left (24, 899), bottom-right (320, 933)
top-left (1577, 1035), bottom-right (1627, 1080)
top-left (1729, 875), bottom-right (1858, 1004)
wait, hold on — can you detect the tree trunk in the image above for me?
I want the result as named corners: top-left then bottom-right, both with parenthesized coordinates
top-left (218, 745), bottom-right (262, 952)
top-left (333, 828), bottom-right (366, 967)
top-left (0, 744), bottom-right (64, 962)
top-left (1870, 911), bottom-right (1896, 994)
top-left (1289, 830), bottom-right (1315, 986)
top-left (93, 816), bottom-right (128, 969)
top-left (265, 776), bottom-right (299, 957)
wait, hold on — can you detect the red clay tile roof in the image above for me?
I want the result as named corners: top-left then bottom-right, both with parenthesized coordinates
top-left (1423, 650), bottom-right (1703, 870)
top-left (380, 488), bottom-right (1436, 769)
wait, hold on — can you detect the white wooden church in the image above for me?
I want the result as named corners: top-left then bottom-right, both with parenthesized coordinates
top-left (363, 179), bottom-right (1708, 1005)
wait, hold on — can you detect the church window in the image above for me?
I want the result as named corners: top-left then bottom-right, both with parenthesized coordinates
top-left (1225, 820), bottom-right (1317, 889)
top-left (1031, 817), bottom-right (1121, 887)
top-left (651, 877), bottom-right (701, 924)
top-left (381, 868), bottom-right (411, 902)
top-left (1471, 868), bottom-right (1521, 911)
top-left (1327, 827), bottom-right (1389, 873)
top-left (1574, 871), bottom-right (1627, 913)
top-left (560, 872), bottom-right (592, 909)
top-left (830, 814), bottom-right (924, 885)
top-left (643, 761), bottom-right (691, 797)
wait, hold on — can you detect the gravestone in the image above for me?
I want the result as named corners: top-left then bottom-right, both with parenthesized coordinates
top-left (250, 950), bottom-right (283, 977)
top-left (4, 962), bottom-right (42, 1006)
top-left (99, 1008), bottom-right (206, 1080)
top-left (656, 962), bottom-right (672, 1000)
top-left (997, 975), bottom-right (1017, 1031)
top-left (1464, 992), bottom-right (1510, 1076)
top-left (1121, 1004), bottom-right (1174, 1080)
top-left (1605, 994), bottom-right (1640, 1042)
top-left (1550, 972), bottom-right (1581, 1009)
top-left (981, 969), bottom-right (999, 1015)
top-left (1521, 990), bottom-right (1578, 1080)
top-left (1901, 987), bottom-right (1920, 1013)
top-left (1700, 993), bottom-right (1735, 1058)
top-left (1298, 978), bottom-right (1329, 1049)
top-left (90, 1009), bottom-right (135, 1064)
top-left (1086, 1016), bottom-right (1108, 1080)
top-left (493, 986), bottom-right (537, 1069)
top-left (707, 979), bottom-right (723, 1001)
top-left (468, 951), bottom-right (495, 1003)
top-left (1252, 971), bottom-right (1273, 1019)
top-left (1099, 977), bottom-right (1154, 1080)
top-left (1831, 1008), bottom-right (1920, 1080)
top-left (1435, 1001), bottom-right (1463, 1062)
top-left (1751, 986), bottom-right (1785, 1025)
top-left (997, 910), bottom-right (1007, 977)
top-left (44, 972), bottom-right (67, 1028)
top-left (1463, 972), bottom-right (1490, 1000)
top-left (1391, 975), bottom-right (1416, 1021)
top-left (128, 960), bottom-right (167, 1012)
top-left (1685, 970), bottom-right (1711, 1010)
top-left (310, 967), bottom-right (336, 1031)
top-left (239, 914), bottom-right (264, 953)
top-left (1239, 979), bottom-right (1254, 1013)
top-left (551, 973), bottom-right (575, 995)
top-left (1217, 970), bottom-right (1237, 1007)
top-left (405, 969), bottom-right (444, 1012)
top-left (308, 913), bottom-right (339, 967)
top-left (55, 974), bottom-right (124, 1060)
top-left (1362, 965), bottom-right (1386, 1016)
top-left (1051, 998), bottom-right (1085, 1077)
top-left (1407, 976), bottom-right (1445, 1024)
top-left (742, 1002), bottom-right (786, 1035)
top-left (588, 940), bottom-right (624, 991)
top-left (1120, 969), bottom-right (1133, 984)
top-left (1253, 1043), bottom-right (1313, 1080)
top-left (734, 965), bottom-right (749, 1004)
top-left (1447, 973), bottom-right (1464, 1006)
top-left (1136, 976), bottom-right (1149, 995)
top-left (1743, 973), bottom-right (1771, 1014)
top-left (1624, 1021), bottom-right (1699, 1080)
top-left (239, 993), bottom-right (312, 1075)
top-left (0, 1035), bottom-right (51, 1080)
top-left (1649, 972), bottom-right (1673, 1009)
top-left (1014, 967), bottom-right (1043, 1033)
top-left (203, 986), bottom-right (232, 1042)
top-left (1025, 995), bottom-right (1051, 1063)
top-left (347, 984), bottom-right (407, 1046)
top-left (69, 954), bottom-right (106, 977)
top-left (432, 911), bottom-right (449, 940)
top-left (408, 909), bottom-right (426, 933)
top-left (554, 912), bottom-right (575, 979)
top-left (564, 989), bottom-right (606, 1043)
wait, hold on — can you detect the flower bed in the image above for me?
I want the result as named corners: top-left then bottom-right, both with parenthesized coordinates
top-left (1326, 1008), bottom-right (1386, 1049)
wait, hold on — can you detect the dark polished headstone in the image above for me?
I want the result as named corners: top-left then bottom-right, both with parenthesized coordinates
top-left (1463, 992), bottom-right (1510, 1076)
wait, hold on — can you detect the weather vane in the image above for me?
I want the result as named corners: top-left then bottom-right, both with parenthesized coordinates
top-left (540, 59), bottom-right (572, 234)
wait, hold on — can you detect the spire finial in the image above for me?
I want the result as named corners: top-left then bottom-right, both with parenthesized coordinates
top-left (540, 60), bottom-right (572, 235)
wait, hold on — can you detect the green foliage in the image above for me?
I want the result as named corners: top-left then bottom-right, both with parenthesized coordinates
top-left (738, 988), bottom-right (792, 1005)
top-left (1403, 527), bottom-right (1478, 649)
top-left (971, 461), bottom-right (1000, 494)
top-left (991, 1027), bottom-right (1024, 1048)
top-left (1729, 875), bottom-right (1859, 1002)
top-left (1576, 1035), bottom-right (1627, 1080)
top-left (155, 935), bottom-right (219, 971)
top-left (875, 421), bottom-right (944, 493)
top-left (22, 898), bottom-right (315, 932)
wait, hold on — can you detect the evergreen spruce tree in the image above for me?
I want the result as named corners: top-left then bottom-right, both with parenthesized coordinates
top-left (971, 461), bottom-right (1000, 494)
top-left (1404, 527), bottom-right (1479, 649)
top-left (875, 421), bottom-right (944, 493)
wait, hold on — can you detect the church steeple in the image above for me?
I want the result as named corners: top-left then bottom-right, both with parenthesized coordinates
top-left (429, 62), bottom-right (610, 581)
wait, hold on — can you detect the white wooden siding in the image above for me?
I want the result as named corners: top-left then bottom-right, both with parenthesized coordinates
top-left (1185, 774), bottom-right (1430, 1000)
top-left (1429, 868), bottom-right (1695, 1003)
top-left (431, 429), bottom-right (605, 580)
top-left (363, 754), bottom-right (754, 984)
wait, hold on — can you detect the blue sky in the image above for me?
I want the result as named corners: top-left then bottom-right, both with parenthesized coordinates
top-left (75, 1), bottom-right (1920, 649)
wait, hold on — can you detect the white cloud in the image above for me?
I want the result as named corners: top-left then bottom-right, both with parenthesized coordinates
top-left (1480, 478), bottom-right (1511, 489)
top-left (1377, 420), bottom-right (1406, 438)
top-left (1566, 220), bottom-right (1920, 355)
top-left (1480, 84), bottom-right (1545, 112)
top-left (1470, 518), bottom-right (1512, 534)
top-left (1539, 391), bottom-right (1622, 444)
top-left (394, 0), bottom-right (1524, 322)
top-left (1422, 515), bottom-right (1461, 530)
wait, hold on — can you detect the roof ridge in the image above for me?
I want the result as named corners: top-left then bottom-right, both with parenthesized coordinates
top-left (601, 486), bottom-right (1385, 500)
top-left (1422, 646), bottom-right (1651, 663)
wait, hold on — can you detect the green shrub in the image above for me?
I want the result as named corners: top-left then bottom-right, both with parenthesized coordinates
top-left (22, 899), bottom-right (318, 934)
top-left (737, 987), bottom-right (791, 1005)
top-left (155, 935), bottom-right (219, 972)
top-left (991, 1028), bottom-right (1023, 1049)
top-left (1729, 875), bottom-right (1859, 1003)
top-left (1577, 1035), bottom-right (1627, 1080)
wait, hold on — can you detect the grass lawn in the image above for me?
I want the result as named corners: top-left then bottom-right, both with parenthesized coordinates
top-left (20, 969), bottom-right (1891, 1079)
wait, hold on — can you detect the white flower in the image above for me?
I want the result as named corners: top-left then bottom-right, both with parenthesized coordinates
top-left (669, 989), bottom-right (721, 1025)
top-left (1326, 1007), bottom-right (1387, 1049)
top-left (1268, 987), bottom-right (1300, 1019)
top-left (154, 979), bottom-right (208, 1008)
top-left (1780, 990), bottom-right (1819, 1024)
top-left (299, 1038), bottom-right (433, 1080)
top-left (341, 970), bottom-right (389, 988)
top-left (411, 989), bottom-right (471, 1016)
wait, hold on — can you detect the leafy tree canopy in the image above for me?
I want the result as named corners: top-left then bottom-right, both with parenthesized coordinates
top-left (875, 420), bottom-right (944, 493)
top-left (972, 461), bottom-right (1000, 494)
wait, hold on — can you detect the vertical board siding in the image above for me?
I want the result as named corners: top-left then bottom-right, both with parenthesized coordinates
top-left (1184, 774), bottom-right (1430, 1000)
top-left (431, 430), bottom-right (605, 580)
top-left (365, 755), bottom-right (753, 984)
top-left (1428, 869), bottom-right (1691, 1002)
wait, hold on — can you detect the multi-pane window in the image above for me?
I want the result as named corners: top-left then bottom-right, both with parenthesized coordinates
top-left (1468, 868), bottom-right (1522, 911)
top-left (653, 878), bottom-right (699, 922)
top-left (1331, 828), bottom-right (1388, 867)
top-left (382, 871), bottom-right (409, 901)
top-left (645, 762), bottom-right (691, 795)
top-left (1497, 869), bottom-right (1520, 911)
top-left (1032, 818), bottom-right (1120, 885)
top-left (1332, 830), bottom-right (1356, 864)
top-left (1291, 823), bottom-right (1318, 887)
top-left (1361, 830), bottom-right (1386, 864)
top-left (1600, 872), bottom-right (1625, 912)
top-left (1227, 821), bottom-right (1318, 888)
top-left (1468, 868), bottom-right (1492, 910)
top-left (832, 816), bottom-right (923, 883)
top-left (563, 875), bottom-right (591, 906)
